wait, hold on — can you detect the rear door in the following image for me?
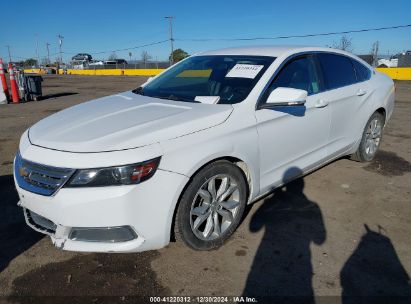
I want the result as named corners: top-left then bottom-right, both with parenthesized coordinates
top-left (316, 53), bottom-right (371, 156)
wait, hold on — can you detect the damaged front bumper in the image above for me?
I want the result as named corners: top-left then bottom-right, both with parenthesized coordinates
top-left (15, 168), bottom-right (189, 253)
top-left (22, 206), bottom-right (142, 251)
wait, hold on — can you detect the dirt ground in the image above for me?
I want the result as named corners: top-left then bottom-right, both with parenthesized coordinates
top-left (0, 75), bottom-right (410, 303)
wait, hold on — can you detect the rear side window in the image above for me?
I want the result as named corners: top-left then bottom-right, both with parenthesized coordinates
top-left (351, 59), bottom-right (371, 82)
top-left (318, 53), bottom-right (356, 90)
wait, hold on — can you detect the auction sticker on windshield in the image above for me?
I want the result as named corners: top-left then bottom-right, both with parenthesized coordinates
top-left (225, 64), bottom-right (264, 79)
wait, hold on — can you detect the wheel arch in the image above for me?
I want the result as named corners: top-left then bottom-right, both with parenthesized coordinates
top-left (376, 107), bottom-right (387, 123)
top-left (169, 155), bottom-right (254, 242)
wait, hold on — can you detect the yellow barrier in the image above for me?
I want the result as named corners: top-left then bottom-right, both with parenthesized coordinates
top-left (23, 68), bottom-right (46, 74)
top-left (66, 69), bottom-right (165, 76)
top-left (23, 68), bottom-right (63, 74)
top-left (23, 68), bottom-right (165, 76)
top-left (375, 68), bottom-right (411, 80)
top-left (23, 67), bottom-right (411, 80)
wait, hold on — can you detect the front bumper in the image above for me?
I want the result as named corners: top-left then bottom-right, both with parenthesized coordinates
top-left (16, 168), bottom-right (188, 252)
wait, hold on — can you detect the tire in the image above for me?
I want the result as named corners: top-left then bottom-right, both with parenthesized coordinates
top-left (175, 160), bottom-right (247, 250)
top-left (351, 112), bottom-right (385, 162)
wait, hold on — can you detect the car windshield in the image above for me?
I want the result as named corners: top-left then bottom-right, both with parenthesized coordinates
top-left (133, 55), bottom-right (275, 104)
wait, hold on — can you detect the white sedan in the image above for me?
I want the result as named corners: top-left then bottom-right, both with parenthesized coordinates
top-left (14, 46), bottom-right (395, 252)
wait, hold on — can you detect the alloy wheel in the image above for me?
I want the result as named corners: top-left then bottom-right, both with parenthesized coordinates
top-left (364, 118), bottom-right (383, 157)
top-left (190, 174), bottom-right (241, 241)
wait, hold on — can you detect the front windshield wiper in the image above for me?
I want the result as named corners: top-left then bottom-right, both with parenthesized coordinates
top-left (131, 87), bottom-right (144, 95)
top-left (163, 94), bottom-right (195, 103)
top-left (148, 94), bottom-right (196, 103)
top-left (132, 88), bottom-right (197, 103)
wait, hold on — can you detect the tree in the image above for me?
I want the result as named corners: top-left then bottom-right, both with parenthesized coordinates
top-left (141, 50), bottom-right (152, 68)
top-left (170, 48), bottom-right (189, 63)
top-left (24, 58), bottom-right (38, 67)
top-left (108, 52), bottom-right (118, 61)
top-left (370, 41), bottom-right (379, 67)
top-left (332, 35), bottom-right (353, 52)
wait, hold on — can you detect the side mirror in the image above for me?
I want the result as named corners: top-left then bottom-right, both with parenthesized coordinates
top-left (263, 87), bottom-right (307, 107)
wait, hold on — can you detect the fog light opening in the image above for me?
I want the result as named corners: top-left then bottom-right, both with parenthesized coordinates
top-left (69, 226), bottom-right (137, 243)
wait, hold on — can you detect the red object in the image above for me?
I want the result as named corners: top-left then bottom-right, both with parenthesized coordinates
top-left (131, 161), bottom-right (157, 181)
top-left (0, 58), bottom-right (9, 101)
top-left (8, 63), bottom-right (19, 103)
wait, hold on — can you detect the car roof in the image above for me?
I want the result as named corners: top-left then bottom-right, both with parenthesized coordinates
top-left (197, 45), bottom-right (355, 58)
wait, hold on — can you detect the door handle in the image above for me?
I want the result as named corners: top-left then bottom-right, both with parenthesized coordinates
top-left (357, 89), bottom-right (367, 96)
top-left (315, 99), bottom-right (329, 108)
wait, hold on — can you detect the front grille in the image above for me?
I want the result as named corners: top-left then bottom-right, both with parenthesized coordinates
top-left (14, 152), bottom-right (75, 196)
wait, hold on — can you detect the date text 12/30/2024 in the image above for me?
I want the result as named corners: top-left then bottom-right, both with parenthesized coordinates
top-left (150, 296), bottom-right (258, 303)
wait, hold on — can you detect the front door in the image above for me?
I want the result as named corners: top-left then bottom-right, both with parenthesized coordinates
top-left (255, 54), bottom-right (330, 194)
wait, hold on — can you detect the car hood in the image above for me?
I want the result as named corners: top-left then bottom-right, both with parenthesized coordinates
top-left (28, 91), bottom-right (233, 152)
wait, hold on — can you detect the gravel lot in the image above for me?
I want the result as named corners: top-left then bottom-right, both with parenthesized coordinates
top-left (1, 75), bottom-right (410, 303)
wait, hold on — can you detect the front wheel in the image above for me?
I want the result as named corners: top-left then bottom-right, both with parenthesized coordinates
top-left (175, 161), bottom-right (247, 250)
top-left (351, 112), bottom-right (385, 162)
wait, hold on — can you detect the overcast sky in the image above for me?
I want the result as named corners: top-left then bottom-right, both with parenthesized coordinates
top-left (1, 0), bottom-right (410, 62)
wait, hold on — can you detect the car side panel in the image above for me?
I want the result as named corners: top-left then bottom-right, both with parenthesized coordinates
top-left (324, 81), bottom-right (370, 156)
top-left (374, 72), bottom-right (395, 121)
top-left (158, 107), bottom-right (261, 203)
top-left (255, 93), bottom-right (330, 194)
top-left (346, 72), bottom-right (395, 154)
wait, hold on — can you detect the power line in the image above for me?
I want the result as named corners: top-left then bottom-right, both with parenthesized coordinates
top-left (176, 24), bottom-right (411, 41)
top-left (90, 39), bottom-right (170, 55)
top-left (40, 39), bottom-right (169, 60)
top-left (6, 23), bottom-right (411, 62)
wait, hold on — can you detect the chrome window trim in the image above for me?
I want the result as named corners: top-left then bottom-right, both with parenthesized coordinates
top-left (256, 51), bottom-right (319, 110)
top-left (256, 51), bottom-right (373, 110)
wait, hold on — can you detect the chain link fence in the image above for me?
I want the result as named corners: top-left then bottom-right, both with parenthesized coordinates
top-left (398, 54), bottom-right (411, 67)
top-left (77, 61), bottom-right (171, 70)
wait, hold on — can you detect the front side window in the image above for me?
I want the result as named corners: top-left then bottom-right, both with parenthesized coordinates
top-left (134, 55), bottom-right (275, 104)
top-left (263, 55), bottom-right (322, 101)
top-left (318, 53), bottom-right (356, 89)
top-left (351, 59), bottom-right (371, 82)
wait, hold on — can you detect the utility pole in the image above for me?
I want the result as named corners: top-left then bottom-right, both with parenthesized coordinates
top-left (57, 34), bottom-right (64, 64)
top-left (164, 16), bottom-right (174, 66)
top-left (46, 42), bottom-right (50, 64)
top-left (35, 34), bottom-right (39, 67)
top-left (5, 45), bottom-right (11, 62)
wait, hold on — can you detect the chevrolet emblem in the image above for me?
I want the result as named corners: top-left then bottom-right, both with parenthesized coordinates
top-left (19, 167), bottom-right (29, 177)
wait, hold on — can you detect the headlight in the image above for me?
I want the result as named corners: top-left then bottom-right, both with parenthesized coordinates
top-left (65, 157), bottom-right (161, 187)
